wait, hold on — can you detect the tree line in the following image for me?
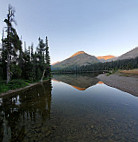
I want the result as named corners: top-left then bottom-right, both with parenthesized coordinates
top-left (0, 5), bottom-right (51, 83)
top-left (79, 57), bottom-right (138, 72)
top-left (52, 57), bottom-right (138, 74)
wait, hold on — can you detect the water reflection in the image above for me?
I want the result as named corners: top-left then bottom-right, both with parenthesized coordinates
top-left (52, 74), bottom-right (99, 91)
top-left (51, 77), bottom-right (138, 142)
top-left (0, 75), bottom-right (138, 142)
top-left (0, 81), bottom-right (52, 142)
top-left (97, 81), bottom-right (104, 84)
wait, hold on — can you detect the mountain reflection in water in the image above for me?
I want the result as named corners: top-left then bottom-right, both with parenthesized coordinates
top-left (0, 75), bottom-right (138, 142)
top-left (52, 74), bottom-right (99, 91)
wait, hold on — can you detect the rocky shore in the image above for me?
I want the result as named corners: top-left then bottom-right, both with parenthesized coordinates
top-left (97, 73), bottom-right (138, 97)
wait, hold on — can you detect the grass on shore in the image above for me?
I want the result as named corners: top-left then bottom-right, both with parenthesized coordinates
top-left (0, 77), bottom-right (51, 94)
top-left (106, 69), bottom-right (138, 77)
top-left (119, 69), bottom-right (138, 75)
top-left (0, 80), bottom-right (29, 94)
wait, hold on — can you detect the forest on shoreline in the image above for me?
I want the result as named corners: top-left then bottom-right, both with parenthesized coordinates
top-left (52, 57), bottom-right (138, 74)
top-left (0, 5), bottom-right (51, 93)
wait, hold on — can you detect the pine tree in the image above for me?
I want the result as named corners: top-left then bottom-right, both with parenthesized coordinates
top-left (3, 5), bottom-right (21, 83)
top-left (1, 5), bottom-right (52, 83)
top-left (36, 37), bottom-right (46, 81)
top-left (1, 29), bottom-right (7, 79)
top-left (45, 36), bottom-right (51, 77)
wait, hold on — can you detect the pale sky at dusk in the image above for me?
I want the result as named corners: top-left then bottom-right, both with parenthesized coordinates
top-left (0, 0), bottom-right (138, 63)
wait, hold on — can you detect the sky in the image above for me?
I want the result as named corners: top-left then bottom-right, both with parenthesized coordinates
top-left (0, 0), bottom-right (138, 63)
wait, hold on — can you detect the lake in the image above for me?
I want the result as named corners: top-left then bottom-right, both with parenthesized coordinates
top-left (0, 74), bottom-right (138, 142)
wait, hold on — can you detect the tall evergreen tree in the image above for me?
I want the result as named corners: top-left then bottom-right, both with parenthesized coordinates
top-left (36, 37), bottom-right (46, 81)
top-left (3, 5), bottom-right (21, 83)
top-left (1, 29), bottom-right (7, 79)
top-left (45, 36), bottom-right (51, 77)
top-left (1, 5), bottom-right (51, 83)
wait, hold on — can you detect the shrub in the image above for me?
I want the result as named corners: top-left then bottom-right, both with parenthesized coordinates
top-left (7, 80), bottom-right (29, 90)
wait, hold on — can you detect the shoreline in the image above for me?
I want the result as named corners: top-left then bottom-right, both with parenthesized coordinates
top-left (0, 79), bottom-right (49, 98)
top-left (97, 73), bottom-right (138, 97)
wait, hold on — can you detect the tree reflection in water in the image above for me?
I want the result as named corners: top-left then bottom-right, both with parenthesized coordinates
top-left (0, 80), bottom-right (52, 142)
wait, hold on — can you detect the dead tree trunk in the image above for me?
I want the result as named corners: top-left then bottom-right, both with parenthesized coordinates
top-left (41, 69), bottom-right (46, 82)
top-left (7, 51), bottom-right (10, 83)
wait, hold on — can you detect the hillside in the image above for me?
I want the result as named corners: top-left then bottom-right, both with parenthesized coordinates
top-left (117, 47), bottom-right (138, 60)
top-left (52, 51), bottom-right (99, 70)
top-left (96, 47), bottom-right (138, 62)
top-left (52, 61), bottom-right (60, 65)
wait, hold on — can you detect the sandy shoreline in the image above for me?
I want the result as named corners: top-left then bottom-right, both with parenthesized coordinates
top-left (97, 73), bottom-right (138, 97)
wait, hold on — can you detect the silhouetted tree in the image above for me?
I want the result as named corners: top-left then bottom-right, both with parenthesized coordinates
top-left (45, 36), bottom-right (51, 77)
top-left (0, 5), bottom-right (51, 83)
top-left (3, 5), bottom-right (21, 83)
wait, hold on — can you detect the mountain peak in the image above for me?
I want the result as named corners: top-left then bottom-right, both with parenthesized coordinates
top-left (97, 55), bottom-right (115, 60)
top-left (52, 51), bottom-right (99, 69)
top-left (71, 51), bottom-right (85, 57)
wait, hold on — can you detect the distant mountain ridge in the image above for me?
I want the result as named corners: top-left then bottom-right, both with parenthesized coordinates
top-left (97, 55), bottom-right (116, 62)
top-left (117, 47), bottom-right (138, 60)
top-left (52, 51), bottom-right (99, 70)
top-left (97, 55), bottom-right (115, 60)
top-left (52, 47), bottom-right (138, 70)
top-left (96, 47), bottom-right (138, 62)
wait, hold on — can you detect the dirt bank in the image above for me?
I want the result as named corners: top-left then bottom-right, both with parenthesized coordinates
top-left (97, 73), bottom-right (138, 97)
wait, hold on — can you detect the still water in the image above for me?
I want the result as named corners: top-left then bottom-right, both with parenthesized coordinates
top-left (0, 74), bottom-right (138, 142)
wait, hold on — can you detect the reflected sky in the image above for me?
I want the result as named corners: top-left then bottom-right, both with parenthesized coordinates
top-left (51, 77), bottom-right (138, 141)
top-left (0, 75), bottom-right (138, 142)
